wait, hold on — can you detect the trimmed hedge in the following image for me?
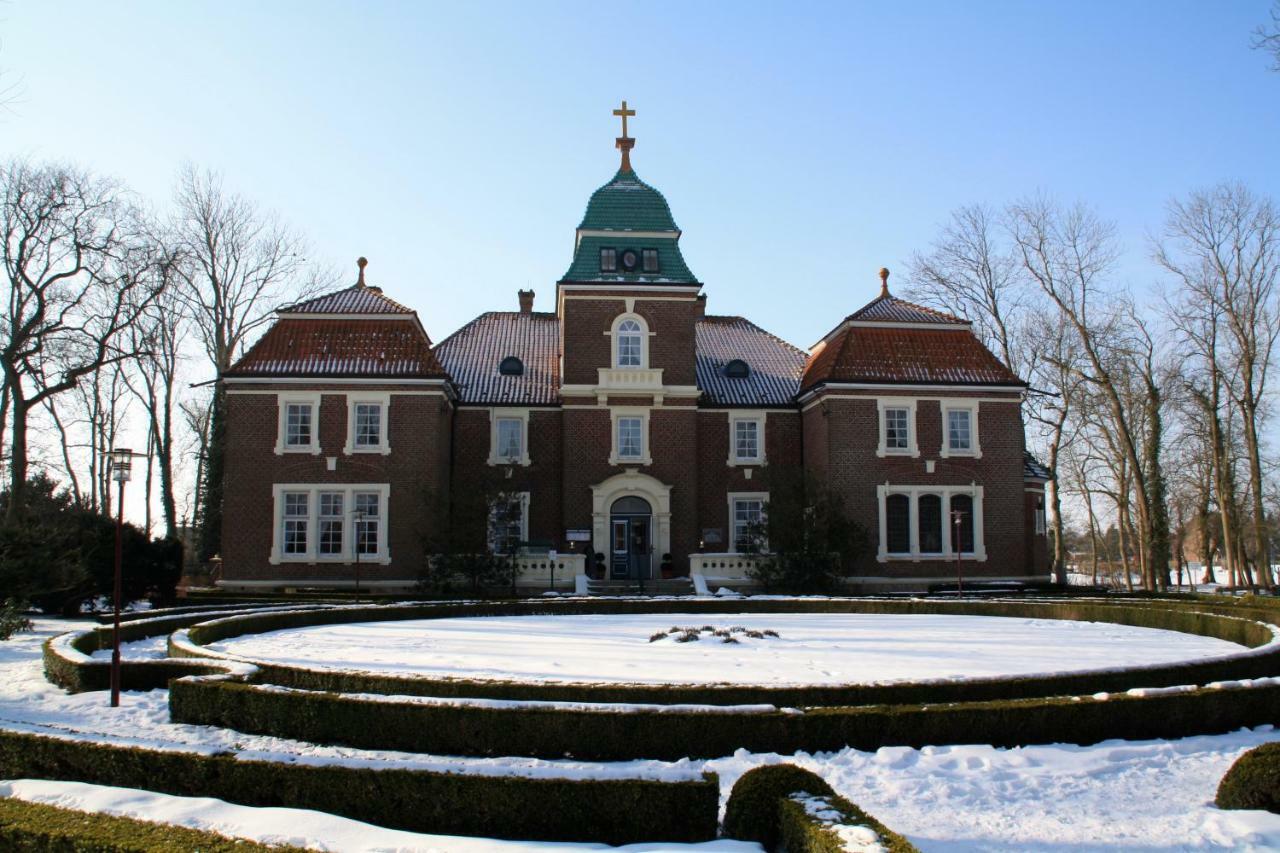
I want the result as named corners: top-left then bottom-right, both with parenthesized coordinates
top-left (0, 795), bottom-right (296, 851)
top-left (175, 598), bottom-right (1280, 710)
top-left (1216, 741), bottom-right (1280, 813)
top-left (777, 792), bottom-right (919, 853)
top-left (0, 729), bottom-right (720, 845)
top-left (169, 669), bottom-right (1280, 761)
top-left (724, 764), bottom-right (834, 850)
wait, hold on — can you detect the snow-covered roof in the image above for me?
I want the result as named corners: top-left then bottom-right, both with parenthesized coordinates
top-left (227, 318), bottom-right (448, 379)
top-left (281, 284), bottom-right (416, 316)
top-left (1024, 453), bottom-right (1052, 482)
top-left (695, 316), bottom-right (806, 407)
top-left (433, 312), bottom-right (561, 405)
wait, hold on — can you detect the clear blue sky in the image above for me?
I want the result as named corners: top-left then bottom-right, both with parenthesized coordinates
top-left (4, 1), bottom-right (1278, 355)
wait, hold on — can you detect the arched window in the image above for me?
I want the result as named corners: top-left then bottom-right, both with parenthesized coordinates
top-left (885, 494), bottom-right (910, 554)
top-left (616, 319), bottom-right (643, 367)
top-left (950, 494), bottom-right (975, 554)
top-left (918, 494), bottom-right (942, 554)
top-left (498, 356), bottom-right (524, 376)
top-left (724, 359), bottom-right (750, 379)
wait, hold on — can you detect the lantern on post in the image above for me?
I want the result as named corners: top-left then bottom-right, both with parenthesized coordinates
top-left (108, 448), bottom-right (134, 709)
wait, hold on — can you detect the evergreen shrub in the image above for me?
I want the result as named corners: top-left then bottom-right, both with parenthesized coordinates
top-left (0, 728), bottom-right (719, 845)
top-left (723, 764), bottom-right (834, 849)
top-left (0, 795), bottom-right (296, 851)
top-left (776, 791), bottom-right (919, 853)
top-left (1216, 741), bottom-right (1280, 813)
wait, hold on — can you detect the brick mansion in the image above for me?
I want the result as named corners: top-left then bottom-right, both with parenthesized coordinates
top-left (218, 107), bottom-right (1050, 593)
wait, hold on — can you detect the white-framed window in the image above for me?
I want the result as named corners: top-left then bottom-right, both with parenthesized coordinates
top-left (487, 408), bottom-right (531, 466)
top-left (317, 491), bottom-right (344, 556)
top-left (728, 411), bottom-right (766, 465)
top-left (875, 484), bottom-right (986, 562)
top-left (940, 400), bottom-right (981, 458)
top-left (344, 393), bottom-right (391, 455)
top-left (487, 492), bottom-right (529, 554)
top-left (728, 492), bottom-right (769, 553)
top-left (275, 393), bottom-right (322, 455)
top-left (609, 408), bottom-right (651, 465)
top-left (876, 399), bottom-right (919, 458)
top-left (1034, 493), bottom-right (1047, 535)
top-left (608, 313), bottom-right (651, 369)
top-left (282, 492), bottom-right (309, 555)
top-left (270, 483), bottom-right (391, 564)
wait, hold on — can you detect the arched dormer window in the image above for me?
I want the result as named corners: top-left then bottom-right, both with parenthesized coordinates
top-left (724, 359), bottom-right (750, 379)
top-left (611, 314), bottom-right (649, 368)
top-left (499, 356), bottom-right (524, 376)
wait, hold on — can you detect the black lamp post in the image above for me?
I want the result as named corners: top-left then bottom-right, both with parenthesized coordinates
top-left (351, 508), bottom-right (366, 603)
top-left (952, 508), bottom-right (965, 598)
top-left (108, 447), bottom-right (133, 708)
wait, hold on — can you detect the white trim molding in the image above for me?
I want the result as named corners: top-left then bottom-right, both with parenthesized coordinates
top-left (938, 398), bottom-right (982, 459)
top-left (607, 311), bottom-right (652, 369)
top-left (269, 482), bottom-right (391, 565)
top-left (609, 407), bottom-right (652, 466)
top-left (875, 483), bottom-right (986, 563)
top-left (343, 392), bottom-right (391, 455)
top-left (876, 398), bottom-right (919, 458)
top-left (727, 410), bottom-right (767, 466)
top-left (275, 392), bottom-right (323, 456)
top-left (590, 471), bottom-right (673, 569)
top-left (487, 407), bottom-right (532, 467)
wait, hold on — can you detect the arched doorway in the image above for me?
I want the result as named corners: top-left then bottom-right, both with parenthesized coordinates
top-left (609, 496), bottom-right (652, 580)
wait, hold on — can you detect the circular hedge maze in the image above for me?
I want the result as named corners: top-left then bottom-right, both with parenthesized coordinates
top-left (23, 594), bottom-right (1280, 845)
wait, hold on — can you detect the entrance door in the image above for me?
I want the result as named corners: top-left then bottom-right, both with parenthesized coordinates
top-left (609, 496), bottom-right (652, 580)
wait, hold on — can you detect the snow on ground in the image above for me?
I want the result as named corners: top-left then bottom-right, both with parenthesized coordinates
top-left (208, 612), bottom-right (1250, 686)
top-left (6, 618), bottom-right (1280, 850)
top-left (87, 634), bottom-right (169, 660)
top-left (0, 780), bottom-right (760, 853)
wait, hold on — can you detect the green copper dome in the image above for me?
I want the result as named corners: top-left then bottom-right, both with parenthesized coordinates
top-left (577, 169), bottom-right (680, 233)
top-left (562, 168), bottom-right (699, 285)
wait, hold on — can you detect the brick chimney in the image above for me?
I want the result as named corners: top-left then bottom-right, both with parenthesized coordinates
top-left (695, 293), bottom-right (707, 319)
top-left (518, 289), bottom-right (535, 314)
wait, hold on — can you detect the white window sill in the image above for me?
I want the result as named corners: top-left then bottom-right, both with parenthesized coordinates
top-left (876, 449), bottom-right (920, 458)
top-left (269, 554), bottom-right (393, 566)
top-left (610, 455), bottom-right (652, 466)
top-left (940, 448), bottom-right (982, 459)
top-left (487, 456), bottom-right (532, 467)
top-left (275, 446), bottom-right (322, 456)
top-left (346, 446), bottom-right (392, 456)
top-left (877, 552), bottom-right (987, 563)
top-left (727, 457), bottom-right (765, 467)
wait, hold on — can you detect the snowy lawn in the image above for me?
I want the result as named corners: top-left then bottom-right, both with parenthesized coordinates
top-left (207, 612), bottom-right (1249, 686)
top-left (6, 618), bottom-right (1280, 850)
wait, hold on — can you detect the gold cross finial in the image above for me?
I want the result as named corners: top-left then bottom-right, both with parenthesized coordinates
top-left (613, 100), bottom-right (635, 138)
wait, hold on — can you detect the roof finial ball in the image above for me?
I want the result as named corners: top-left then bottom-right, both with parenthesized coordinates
top-left (357, 256), bottom-right (368, 287)
top-left (879, 267), bottom-right (890, 297)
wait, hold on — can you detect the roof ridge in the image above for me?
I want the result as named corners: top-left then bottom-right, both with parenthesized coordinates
top-left (281, 282), bottom-right (417, 315)
top-left (700, 315), bottom-right (806, 358)
top-left (844, 293), bottom-right (966, 325)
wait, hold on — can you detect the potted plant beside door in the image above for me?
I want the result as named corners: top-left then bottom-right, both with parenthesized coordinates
top-left (660, 553), bottom-right (674, 579)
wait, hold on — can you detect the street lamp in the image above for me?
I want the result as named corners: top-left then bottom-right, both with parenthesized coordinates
top-left (351, 508), bottom-right (366, 603)
top-left (108, 447), bottom-right (133, 708)
top-left (951, 508), bottom-right (965, 598)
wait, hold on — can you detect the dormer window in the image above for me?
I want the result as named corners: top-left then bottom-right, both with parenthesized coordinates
top-left (724, 359), bottom-right (750, 379)
top-left (642, 249), bottom-right (659, 273)
top-left (499, 356), bottom-right (524, 376)
top-left (620, 249), bottom-right (639, 271)
top-left (600, 248), bottom-right (617, 272)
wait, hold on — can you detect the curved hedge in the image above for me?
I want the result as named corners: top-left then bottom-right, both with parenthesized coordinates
top-left (777, 792), bottom-right (919, 853)
top-left (0, 796), bottom-right (301, 852)
top-left (0, 728), bottom-right (719, 845)
top-left (173, 597), bottom-right (1280, 708)
top-left (724, 764), bottom-right (835, 849)
top-left (1216, 741), bottom-right (1280, 813)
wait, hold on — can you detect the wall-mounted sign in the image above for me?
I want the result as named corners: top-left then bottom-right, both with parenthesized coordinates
top-left (565, 529), bottom-right (592, 542)
top-left (702, 528), bottom-right (723, 545)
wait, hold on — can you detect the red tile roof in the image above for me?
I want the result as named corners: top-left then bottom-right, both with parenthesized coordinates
top-left (281, 285), bottom-right (416, 315)
top-left (842, 293), bottom-right (967, 325)
top-left (802, 326), bottom-right (1024, 390)
top-left (226, 318), bottom-right (448, 379)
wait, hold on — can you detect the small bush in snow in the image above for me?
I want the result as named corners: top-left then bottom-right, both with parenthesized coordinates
top-left (0, 599), bottom-right (32, 641)
top-left (1216, 741), bottom-right (1280, 813)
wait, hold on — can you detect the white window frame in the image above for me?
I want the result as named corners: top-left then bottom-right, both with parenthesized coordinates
top-left (270, 483), bottom-right (391, 564)
top-left (728, 491), bottom-right (769, 554)
top-left (875, 483), bottom-right (986, 562)
top-left (876, 398), bottom-right (919, 458)
top-left (344, 392), bottom-right (391, 455)
top-left (607, 312), bottom-right (651, 369)
top-left (487, 491), bottom-right (530, 554)
top-left (727, 411), bottom-right (766, 466)
top-left (487, 408), bottom-right (531, 466)
top-left (609, 407), bottom-right (651, 465)
top-left (275, 393), bottom-right (322, 455)
top-left (939, 399), bottom-right (981, 459)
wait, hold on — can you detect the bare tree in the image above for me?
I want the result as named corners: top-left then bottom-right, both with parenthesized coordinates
top-left (0, 160), bottom-right (163, 520)
top-left (1009, 196), bottom-right (1172, 589)
top-left (1255, 1), bottom-right (1280, 71)
top-left (169, 165), bottom-right (327, 557)
top-left (1157, 184), bottom-right (1279, 588)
